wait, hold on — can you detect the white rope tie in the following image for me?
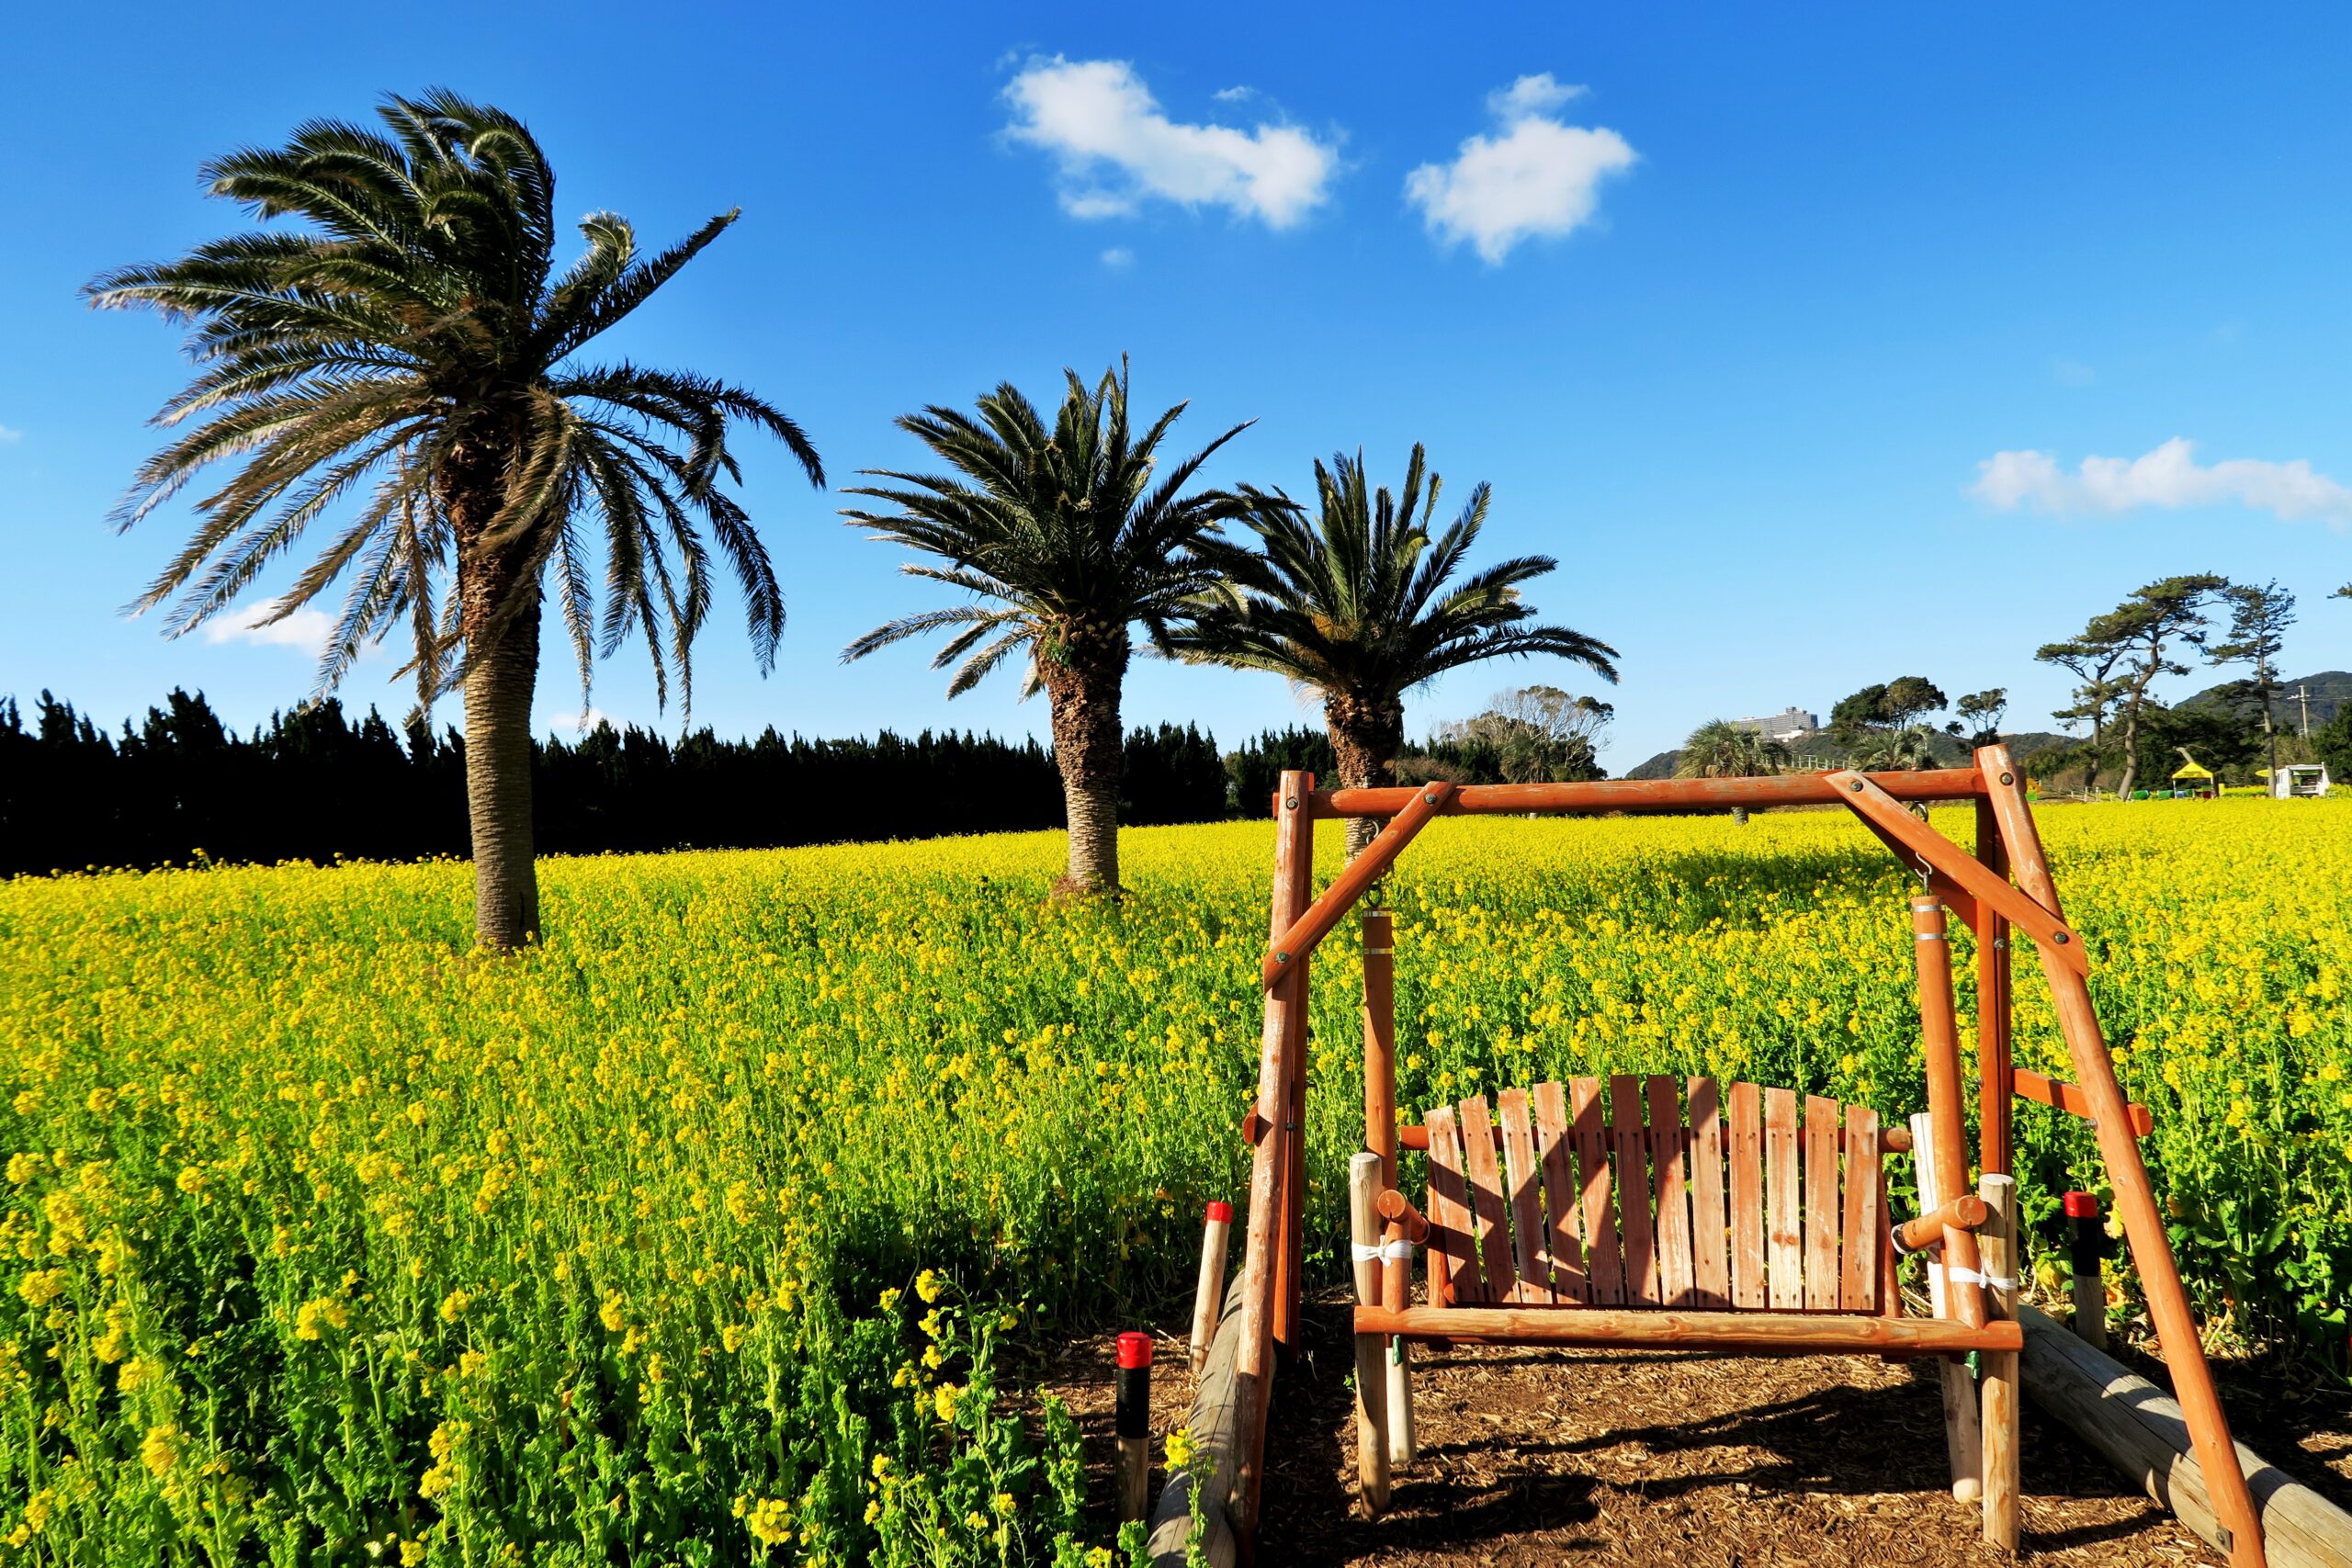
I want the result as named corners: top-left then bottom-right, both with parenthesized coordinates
top-left (1939, 1265), bottom-right (2018, 1292)
top-left (1351, 1240), bottom-right (1416, 1263)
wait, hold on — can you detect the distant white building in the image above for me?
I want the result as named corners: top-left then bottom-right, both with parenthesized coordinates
top-left (1732, 706), bottom-right (1819, 743)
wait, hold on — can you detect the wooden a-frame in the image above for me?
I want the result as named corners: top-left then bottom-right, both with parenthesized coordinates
top-left (1219, 745), bottom-right (2266, 1566)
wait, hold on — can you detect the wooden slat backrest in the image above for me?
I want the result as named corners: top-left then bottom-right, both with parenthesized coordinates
top-left (1804, 1095), bottom-right (1843, 1311)
top-left (1570, 1077), bottom-right (1624, 1304)
top-left (1424, 1077), bottom-right (1895, 1318)
top-left (1728, 1082), bottom-right (1766, 1309)
top-left (1841, 1104), bottom-right (1882, 1312)
top-left (1765, 1088), bottom-right (1803, 1309)
top-left (1687, 1077), bottom-right (1729, 1309)
top-left (1422, 1103), bottom-right (1478, 1306)
top-left (1458, 1093), bottom-right (1510, 1303)
top-left (1534, 1082), bottom-right (1588, 1303)
top-left (1498, 1089), bottom-right (1553, 1303)
top-left (1646, 1077), bottom-right (1696, 1307)
top-left (1610, 1076), bottom-right (1662, 1305)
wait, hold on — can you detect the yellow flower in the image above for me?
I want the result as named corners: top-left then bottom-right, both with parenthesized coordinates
top-left (992, 1491), bottom-right (1016, 1517)
top-left (914, 1269), bottom-right (943, 1304)
top-left (721, 1323), bottom-right (747, 1352)
top-left (401, 1541), bottom-right (425, 1567)
top-left (599, 1294), bottom-right (626, 1333)
top-left (744, 1496), bottom-right (792, 1549)
top-left (16, 1269), bottom-right (64, 1307)
top-left (295, 1296), bottom-right (349, 1341)
top-left (6, 1153), bottom-right (41, 1186)
top-left (870, 1453), bottom-right (894, 1479)
top-left (437, 1289), bottom-right (472, 1323)
top-left (175, 1166), bottom-right (206, 1195)
top-left (864, 1500), bottom-right (882, 1525)
top-left (963, 1511), bottom-right (989, 1531)
top-left (141, 1424), bottom-right (182, 1476)
top-left (877, 1287), bottom-right (901, 1311)
top-left (1087, 1551), bottom-right (1114, 1568)
top-left (1165, 1426), bottom-right (1196, 1471)
top-left (932, 1382), bottom-right (962, 1423)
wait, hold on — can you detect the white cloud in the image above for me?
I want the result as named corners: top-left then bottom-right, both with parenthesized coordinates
top-left (1211, 85), bottom-right (1257, 104)
top-left (1970, 438), bottom-right (2352, 525)
top-left (1003, 56), bottom-right (1340, 228)
top-left (1488, 73), bottom-right (1586, 118)
top-left (2051, 359), bottom-right (2096, 388)
top-left (1405, 73), bottom-right (1636, 264)
top-left (548, 707), bottom-right (612, 734)
top-left (202, 603), bottom-right (333, 653)
top-left (1392, 73), bottom-right (1636, 263)
top-left (0, 424), bottom-right (22, 445)
top-left (1100, 246), bottom-right (1135, 269)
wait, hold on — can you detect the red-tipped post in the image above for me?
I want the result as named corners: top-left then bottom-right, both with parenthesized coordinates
top-left (1116, 1333), bottom-right (1153, 1522)
top-left (1190, 1201), bottom-right (1233, 1375)
top-left (2065, 1191), bottom-right (2108, 1351)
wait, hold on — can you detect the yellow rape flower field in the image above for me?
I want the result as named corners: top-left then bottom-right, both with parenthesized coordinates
top-left (2, 801), bottom-right (2347, 1564)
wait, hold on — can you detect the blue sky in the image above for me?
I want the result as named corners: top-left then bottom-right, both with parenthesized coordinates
top-left (4, 1), bottom-right (2349, 771)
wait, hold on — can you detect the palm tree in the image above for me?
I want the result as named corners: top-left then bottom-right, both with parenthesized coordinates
top-left (1675, 718), bottom-right (1789, 825)
top-left (87, 92), bottom-right (822, 950)
top-left (1178, 446), bottom-right (1618, 853)
top-left (1849, 724), bottom-right (1939, 772)
top-left (841, 361), bottom-right (1252, 897)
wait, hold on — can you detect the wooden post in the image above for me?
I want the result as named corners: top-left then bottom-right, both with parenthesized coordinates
top-left (1191, 1201), bottom-right (1233, 1375)
top-left (1116, 1333), bottom-right (1153, 1524)
top-left (1361, 909), bottom-right (1414, 1466)
top-left (2067, 1190), bottom-right (2109, 1352)
top-left (1977, 745), bottom-right (2267, 1568)
top-left (1980, 1173), bottom-right (2021, 1550)
top-left (1348, 1152), bottom-right (1392, 1514)
top-left (1912, 896), bottom-right (1988, 1332)
top-left (1913, 1111), bottom-right (1984, 1503)
top-left (1233, 772), bottom-right (1316, 1541)
top-left (1974, 796), bottom-right (2015, 1178)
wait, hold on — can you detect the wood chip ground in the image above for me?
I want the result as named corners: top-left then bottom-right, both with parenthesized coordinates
top-left (1033, 1297), bottom-right (2261, 1566)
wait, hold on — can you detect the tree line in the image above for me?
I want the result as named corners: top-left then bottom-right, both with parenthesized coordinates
top-left (1674, 576), bottom-right (2351, 797)
top-left (0, 690), bottom-right (1605, 877)
top-left (88, 93), bottom-right (1617, 944)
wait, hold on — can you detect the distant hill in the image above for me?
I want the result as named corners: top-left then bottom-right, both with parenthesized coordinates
top-left (2177, 670), bottom-right (2349, 732)
top-left (1626, 728), bottom-right (2073, 782)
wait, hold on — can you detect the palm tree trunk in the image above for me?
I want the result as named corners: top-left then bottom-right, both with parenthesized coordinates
top-left (1042, 627), bottom-right (1127, 897)
top-left (2117, 703), bottom-right (2143, 799)
top-left (461, 587), bottom-right (542, 948)
top-left (1327, 694), bottom-right (1406, 859)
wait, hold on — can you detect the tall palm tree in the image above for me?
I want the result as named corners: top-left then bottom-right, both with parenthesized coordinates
top-left (841, 361), bottom-right (1252, 897)
top-left (1676, 718), bottom-right (1790, 825)
top-left (1178, 445), bottom-right (1618, 852)
top-left (87, 91), bottom-right (822, 950)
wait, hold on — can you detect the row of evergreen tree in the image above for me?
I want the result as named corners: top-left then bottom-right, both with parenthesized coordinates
top-left (0, 691), bottom-right (1410, 875)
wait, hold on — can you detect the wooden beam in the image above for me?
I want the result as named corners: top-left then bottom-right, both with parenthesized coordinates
top-left (1978, 745), bottom-right (2267, 1568)
top-left (1262, 781), bottom-right (1454, 989)
top-left (2016, 1067), bottom-right (2155, 1137)
top-left (1317, 768), bottom-right (1988, 819)
top-left (2020, 1305), bottom-right (2348, 1568)
top-left (1976, 796), bottom-right (2016, 1177)
top-left (1829, 770), bottom-right (2090, 976)
top-left (1892, 1192), bottom-right (1989, 1254)
top-left (1232, 771), bottom-right (1316, 1542)
top-left (1351, 1304), bottom-right (2023, 1355)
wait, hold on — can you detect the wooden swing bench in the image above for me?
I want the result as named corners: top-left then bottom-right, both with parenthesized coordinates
top-left (1206, 750), bottom-right (2267, 1567)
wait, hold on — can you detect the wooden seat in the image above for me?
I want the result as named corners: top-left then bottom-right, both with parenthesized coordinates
top-left (1413, 1075), bottom-right (1890, 1316)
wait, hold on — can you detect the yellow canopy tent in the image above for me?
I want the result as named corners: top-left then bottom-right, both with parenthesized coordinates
top-left (2170, 752), bottom-right (2216, 798)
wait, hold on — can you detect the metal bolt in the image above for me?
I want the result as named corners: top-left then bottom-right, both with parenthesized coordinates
top-left (1424, 793), bottom-right (1439, 805)
top-left (1848, 779), bottom-right (1864, 792)
top-left (2051, 931), bottom-right (2070, 945)
top-left (1999, 772), bottom-right (2015, 786)
top-left (1274, 951), bottom-right (1290, 964)
top-left (1283, 796), bottom-right (1297, 810)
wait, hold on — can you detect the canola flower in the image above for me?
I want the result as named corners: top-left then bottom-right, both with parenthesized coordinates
top-left (0, 801), bottom-right (2346, 1561)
